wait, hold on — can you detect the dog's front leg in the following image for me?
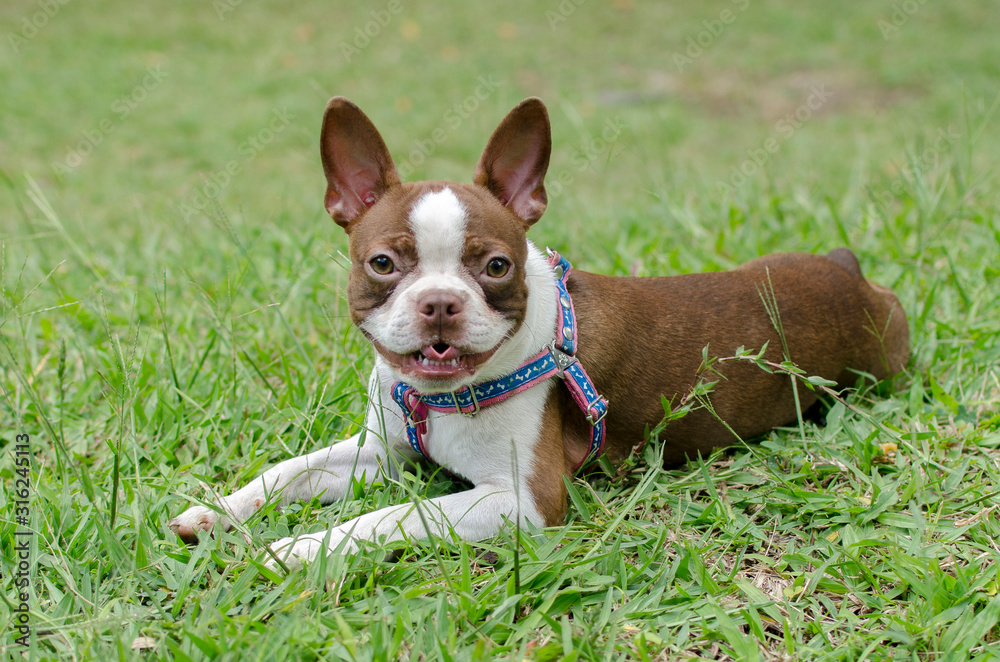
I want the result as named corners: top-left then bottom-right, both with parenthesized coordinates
top-left (169, 375), bottom-right (408, 542)
top-left (266, 481), bottom-right (539, 569)
top-left (167, 431), bottom-right (391, 542)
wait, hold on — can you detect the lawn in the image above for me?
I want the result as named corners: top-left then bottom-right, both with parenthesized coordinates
top-left (2, 0), bottom-right (1000, 659)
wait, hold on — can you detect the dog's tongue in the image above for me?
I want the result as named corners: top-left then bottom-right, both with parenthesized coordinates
top-left (423, 343), bottom-right (460, 362)
top-left (398, 340), bottom-right (504, 382)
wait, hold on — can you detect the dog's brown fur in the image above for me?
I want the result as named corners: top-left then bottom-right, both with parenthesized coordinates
top-left (559, 251), bottom-right (908, 467)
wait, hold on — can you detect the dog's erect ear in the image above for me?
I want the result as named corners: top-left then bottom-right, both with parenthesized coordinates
top-left (320, 97), bottom-right (401, 229)
top-left (474, 98), bottom-right (551, 225)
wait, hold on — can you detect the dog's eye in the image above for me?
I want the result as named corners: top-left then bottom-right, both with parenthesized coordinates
top-left (485, 258), bottom-right (510, 278)
top-left (369, 255), bottom-right (395, 275)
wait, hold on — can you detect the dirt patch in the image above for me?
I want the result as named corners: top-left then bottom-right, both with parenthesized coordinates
top-left (600, 67), bottom-right (918, 120)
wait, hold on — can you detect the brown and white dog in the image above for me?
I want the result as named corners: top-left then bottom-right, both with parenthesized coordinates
top-left (169, 97), bottom-right (909, 568)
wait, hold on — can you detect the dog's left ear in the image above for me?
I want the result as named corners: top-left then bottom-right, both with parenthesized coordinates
top-left (474, 97), bottom-right (552, 226)
top-left (320, 97), bottom-right (401, 229)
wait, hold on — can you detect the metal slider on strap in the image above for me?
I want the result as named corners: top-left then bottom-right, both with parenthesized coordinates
top-left (585, 398), bottom-right (608, 425)
top-left (452, 387), bottom-right (480, 416)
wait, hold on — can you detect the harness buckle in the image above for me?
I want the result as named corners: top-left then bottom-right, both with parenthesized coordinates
top-left (452, 387), bottom-right (480, 416)
top-left (585, 397), bottom-right (609, 426)
top-left (547, 342), bottom-right (578, 376)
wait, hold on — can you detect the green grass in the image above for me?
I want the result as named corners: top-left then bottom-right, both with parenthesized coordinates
top-left (2, 0), bottom-right (1000, 659)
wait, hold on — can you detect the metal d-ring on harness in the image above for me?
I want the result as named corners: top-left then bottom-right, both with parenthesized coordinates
top-left (390, 250), bottom-right (610, 473)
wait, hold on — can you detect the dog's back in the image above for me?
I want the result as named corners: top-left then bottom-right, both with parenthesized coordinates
top-left (558, 249), bottom-right (909, 467)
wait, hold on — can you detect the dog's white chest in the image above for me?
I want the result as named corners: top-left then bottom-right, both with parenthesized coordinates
top-left (417, 380), bottom-right (553, 484)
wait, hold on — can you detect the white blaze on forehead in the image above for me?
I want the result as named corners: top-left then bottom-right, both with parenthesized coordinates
top-left (408, 188), bottom-right (468, 271)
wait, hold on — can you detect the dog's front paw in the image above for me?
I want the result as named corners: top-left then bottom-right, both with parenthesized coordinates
top-left (264, 531), bottom-right (355, 572)
top-left (168, 505), bottom-right (231, 543)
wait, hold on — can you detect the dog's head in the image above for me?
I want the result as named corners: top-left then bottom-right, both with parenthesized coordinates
top-left (320, 97), bottom-right (552, 392)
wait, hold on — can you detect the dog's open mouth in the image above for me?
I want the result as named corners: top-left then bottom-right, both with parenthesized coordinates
top-left (371, 339), bottom-right (502, 382)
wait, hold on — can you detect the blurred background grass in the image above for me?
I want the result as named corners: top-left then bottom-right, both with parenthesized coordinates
top-left (3, 0), bottom-right (998, 250)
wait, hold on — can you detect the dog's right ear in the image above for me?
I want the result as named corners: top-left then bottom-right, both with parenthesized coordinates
top-left (474, 97), bottom-right (552, 226)
top-left (320, 97), bottom-right (401, 229)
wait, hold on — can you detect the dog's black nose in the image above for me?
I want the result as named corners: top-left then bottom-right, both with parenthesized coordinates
top-left (417, 290), bottom-right (465, 328)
